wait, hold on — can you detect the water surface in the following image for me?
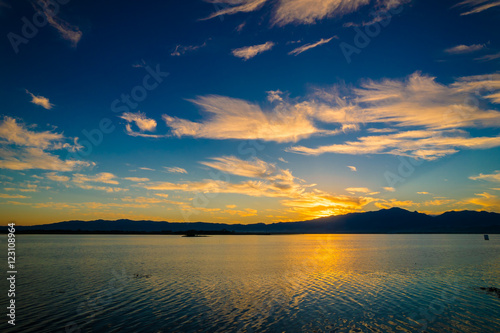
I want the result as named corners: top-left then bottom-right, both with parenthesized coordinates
top-left (1, 234), bottom-right (499, 332)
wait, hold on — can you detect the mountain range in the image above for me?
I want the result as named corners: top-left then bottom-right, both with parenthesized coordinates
top-left (4, 208), bottom-right (500, 234)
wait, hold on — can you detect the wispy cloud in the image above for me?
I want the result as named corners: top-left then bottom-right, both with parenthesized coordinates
top-left (232, 41), bottom-right (275, 60)
top-left (201, 0), bottom-right (267, 20)
top-left (347, 165), bottom-right (357, 172)
top-left (288, 129), bottom-right (500, 160)
top-left (475, 52), bottom-right (500, 61)
top-left (0, 117), bottom-right (92, 171)
top-left (161, 71), bottom-right (500, 156)
top-left (37, 0), bottom-right (82, 46)
top-left (455, 0), bottom-right (500, 15)
top-left (124, 177), bottom-right (150, 182)
top-left (171, 41), bottom-right (208, 56)
top-left (163, 95), bottom-right (341, 143)
top-left (71, 172), bottom-right (129, 193)
top-left (45, 172), bottom-right (70, 182)
top-left (345, 187), bottom-right (371, 193)
top-left (145, 156), bottom-right (374, 218)
top-left (73, 172), bottom-right (119, 185)
top-left (470, 170), bottom-right (500, 182)
top-left (0, 193), bottom-right (29, 199)
top-left (163, 167), bottom-right (188, 174)
top-left (375, 199), bottom-right (416, 209)
top-left (26, 90), bottom-right (53, 109)
top-left (466, 192), bottom-right (500, 210)
top-left (444, 44), bottom-right (485, 54)
top-left (288, 36), bottom-right (336, 56)
top-left (204, 0), bottom-right (406, 26)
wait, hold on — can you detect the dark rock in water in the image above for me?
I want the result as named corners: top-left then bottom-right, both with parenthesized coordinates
top-left (479, 287), bottom-right (500, 298)
top-left (133, 273), bottom-right (151, 279)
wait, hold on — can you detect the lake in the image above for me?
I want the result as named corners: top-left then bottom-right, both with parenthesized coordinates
top-left (1, 234), bottom-right (499, 332)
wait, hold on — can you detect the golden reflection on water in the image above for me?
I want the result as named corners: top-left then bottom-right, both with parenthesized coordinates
top-left (5, 234), bottom-right (500, 333)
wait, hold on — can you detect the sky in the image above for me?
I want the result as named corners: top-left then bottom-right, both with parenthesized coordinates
top-left (1, 0), bottom-right (500, 225)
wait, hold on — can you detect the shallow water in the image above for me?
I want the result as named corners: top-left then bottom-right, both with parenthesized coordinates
top-left (1, 234), bottom-right (499, 332)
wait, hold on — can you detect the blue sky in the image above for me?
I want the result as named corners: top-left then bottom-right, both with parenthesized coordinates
top-left (1, 0), bottom-right (500, 225)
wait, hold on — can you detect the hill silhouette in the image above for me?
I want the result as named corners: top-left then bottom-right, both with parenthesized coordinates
top-left (4, 208), bottom-right (500, 234)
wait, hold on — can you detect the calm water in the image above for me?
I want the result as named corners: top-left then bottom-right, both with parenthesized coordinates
top-left (1, 234), bottom-right (500, 332)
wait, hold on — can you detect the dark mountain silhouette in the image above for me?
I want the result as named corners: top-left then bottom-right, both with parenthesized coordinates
top-left (4, 208), bottom-right (500, 234)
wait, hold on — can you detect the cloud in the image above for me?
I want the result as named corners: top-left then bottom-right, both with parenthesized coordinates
top-left (45, 172), bottom-right (70, 182)
top-left (132, 60), bottom-right (146, 68)
top-left (455, 0), bottom-right (500, 15)
top-left (343, 12), bottom-right (392, 28)
top-left (202, 0), bottom-right (268, 20)
top-left (417, 191), bottom-right (431, 195)
top-left (351, 72), bottom-right (500, 129)
top-left (444, 44), bottom-right (485, 54)
top-left (383, 187), bottom-right (395, 192)
top-left (26, 90), bottom-right (53, 109)
top-left (288, 36), bottom-right (336, 55)
top-left (0, 117), bottom-right (91, 171)
top-left (121, 196), bottom-right (186, 205)
top-left (74, 185), bottom-right (129, 193)
top-left (163, 95), bottom-right (334, 143)
top-left (278, 157), bottom-right (288, 163)
top-left (70, 173), bottom-right (129, 193)
top-left (204, 0), bottom-right (407, 26)
top-left (231, 41), bottom-right (275, 60)
top-left (164, 167), bottom-right (188, 174)
top-left (281, 189), bottom-right (374, 217)
top-left (267, 90), bottom-right (284, 103)
top-left (73, 172), bottom-right (119, 185)
top-left (124, 177), bottom-right (150, 182)
top-left (163, 72), bottom-right (500, 148)
top-left (0, 193), bottom-right (29, 199)
top-left (466, 192), bottom-right (500, 210)
top-left (470, 170), bottom-right (500, 182)
top-left (285, 72), bottom-right (500, 159)
top-left (120, 111), bottom-right (162, 137)
top-left (423, 199), bottom-right (454, 206)
top-left (345, 187), bottom-right (371, 193)
top-left (221, 208), bottom-right (258, 217)
top-left (171, 41), bottom-right (208, 56)
top-left (288, 129), bottom-right (500, 160)
top-left (37, 0), bottom-right (82, 46)
top-left (200, 156), bottom-right (280, 179)
top-left (144, 156), bottom-right (374, 218)
top-left (0, 116), bottom-right (63, 149)
top-left (475, 52), bottom-right (500, 61)
top-left (274, 0), bottom-right (371, 26)
top-left (375, 199), bottom-right (416, 209)
top-left (4, 182), bottom-right (40, 192)
top-left (139, 167), bottom-right (155, 171)
top-left (347, 165), bottom-right (357, 172)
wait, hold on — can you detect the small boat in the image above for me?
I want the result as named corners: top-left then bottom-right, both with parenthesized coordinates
top-left (484, 235), bottom-right (489, 241)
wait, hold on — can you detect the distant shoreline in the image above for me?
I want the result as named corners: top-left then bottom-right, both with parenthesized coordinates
top-left (2, 230), bottom-right (498, 235)
top-left (3, 208), bottom-right (499, 234)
